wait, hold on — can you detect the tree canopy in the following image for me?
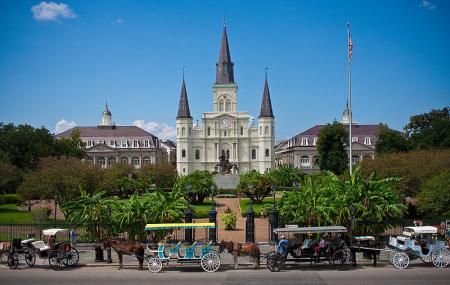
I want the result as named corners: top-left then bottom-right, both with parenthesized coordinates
top-left (376, 124), bottom-right (409, 155)
top-left (317, 122), bottom-right (348, 175)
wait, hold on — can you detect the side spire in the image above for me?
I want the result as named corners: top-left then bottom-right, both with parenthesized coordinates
top-left (177, 78), bottom-right (192, 119)
top-left (215, 24), bottom-right (234, 84)
top-left (259, 75), bottom-right (274, 118)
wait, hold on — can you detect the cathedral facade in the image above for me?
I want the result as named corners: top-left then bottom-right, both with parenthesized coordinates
top-left (176, 25), bottom-right (275, 175)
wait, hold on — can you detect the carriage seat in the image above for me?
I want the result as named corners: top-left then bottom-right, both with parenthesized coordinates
top-left (183, 242), bottom-right (198, 259)
top-left (32, 240), bottom-right (50, 252)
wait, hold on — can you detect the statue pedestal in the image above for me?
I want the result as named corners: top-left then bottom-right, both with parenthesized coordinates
top-left (214, 174), bottom-right (240, 190)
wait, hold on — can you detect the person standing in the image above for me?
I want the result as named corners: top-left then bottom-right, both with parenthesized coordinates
top-left (70, 225), bottom-right (77, 247)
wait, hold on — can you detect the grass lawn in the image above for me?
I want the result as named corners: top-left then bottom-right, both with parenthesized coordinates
top-left (190, 198), bottom-right (213, 218)
top-left (0, 204), bottom-right (32, 223)
top-left (239, 197), bottom-right (280, 218)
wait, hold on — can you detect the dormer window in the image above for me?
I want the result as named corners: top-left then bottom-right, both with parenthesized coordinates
top-left (222, 63), bottom-right (228, 76)
top-left (144, 139), bottom-right (149, 148)
top-left (98, 140), bottom-right (104, 145)
top-left (86, 140), bottom-right (93, 147)
top-left (313, 137), bottom-right (317, 146)
top-left (352, 137), bottom-right (358, 143)
top-left (301, 138), bottom-right (309, 146)
top-left (109, 140), bottom-right (115, 147)
top-left (133, 140), bottom-right (139, 148)
top-left (121, 140), bottom-right (128, 148)
top-left (364, 137), bottom-right (372, 145)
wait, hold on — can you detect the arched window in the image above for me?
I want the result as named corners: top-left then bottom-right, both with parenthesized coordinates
top-left (121, 157), bottom-right (128, 164)
top-left (251, 149), bottom-right (256, 160)
top-left (265, 149), bottom-right (269, 157)
top-left (225, 100), bottom-right (231, 112)
top-left (219, 100), bottom-right (224, 112)
top-left (108, 157), bottom-right (116, 166)
top-left (207, 127), bottom-right (211, 136)
top-left (143, 157), bottom-right (152, 165)
top-left (300, 155), bottom-right (310, 168)
top-left (240, 126), bottom-right (244, 135)
top-left (182, 149), bottom-right (186, 158)
top-left (96, 157), bottom-right (105, 166)
top-left (224, 131), bottom-right (227, 137)
top-left (195, 149), bottom-right (200, 160)
top-left (352, 155), bottom-right (360, 164)
top-left (265, 126), bottom-right (269, 135)
top-left (132, 157), bottom-right (140, 166)
top-left (181, 127), bottom-right (185, 136)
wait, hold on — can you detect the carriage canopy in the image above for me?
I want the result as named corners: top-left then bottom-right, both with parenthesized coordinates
top-left (42, 229), bottom-right (69, 236)
top-left (403, 226), bottom-right (437, 236)
top-left (274, 225), bottom-right (347, 234)
top-left (144, 223), bottom-right (216, 231)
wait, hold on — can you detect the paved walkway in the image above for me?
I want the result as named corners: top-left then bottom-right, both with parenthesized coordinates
top-left (214, 197), bottom-right (270, 242)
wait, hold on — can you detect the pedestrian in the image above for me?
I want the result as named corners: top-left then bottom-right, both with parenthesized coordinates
top-left (70, 225), bottom-right (77, 247)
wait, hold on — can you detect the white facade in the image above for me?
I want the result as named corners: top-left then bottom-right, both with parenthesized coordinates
top-left (176, 26), bottom-right (275, 175)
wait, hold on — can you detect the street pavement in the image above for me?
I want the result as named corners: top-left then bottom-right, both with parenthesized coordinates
top-left (0, 248), bottom-right (449, 285)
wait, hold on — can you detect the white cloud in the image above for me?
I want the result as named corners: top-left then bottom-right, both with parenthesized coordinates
top-left (420, 0), bottom-right (436, 10)
top-left (133, 120), bottom-right (176, 140)
top-left (54, 119), bottom-right (77, 134)
top-left (31, 2), bottom-right (77, 21)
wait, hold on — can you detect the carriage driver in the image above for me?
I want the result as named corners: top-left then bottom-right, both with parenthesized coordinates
top-left (277, 235), bottom-right (289, 255)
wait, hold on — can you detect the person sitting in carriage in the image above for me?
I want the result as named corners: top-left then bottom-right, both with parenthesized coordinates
top-left (277, 235), bottom-right (289, 255)
top-left (302, 235), bottom-right (312, 250)
top-left (313, 234), bottom-right (328, 256)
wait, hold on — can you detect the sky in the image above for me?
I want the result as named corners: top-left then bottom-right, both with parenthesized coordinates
top-left (0, 0), bottom-right (449, 140)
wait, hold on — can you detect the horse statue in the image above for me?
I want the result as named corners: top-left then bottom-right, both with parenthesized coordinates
top-left (102, 239), bottom-right (145, 270)
top-left (219, 240), bottom-right (260, 270)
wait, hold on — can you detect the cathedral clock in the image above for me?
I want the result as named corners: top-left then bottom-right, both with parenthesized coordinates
top-left (221, 118), bottom-right (231, 128)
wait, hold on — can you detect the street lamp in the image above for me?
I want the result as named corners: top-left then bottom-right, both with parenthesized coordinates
top-left (209, 184), bottom-right (217, 209)
top-left (184, 184), bottom-right (192, 207)
top-left (270, 185), bottom-right (276, 208)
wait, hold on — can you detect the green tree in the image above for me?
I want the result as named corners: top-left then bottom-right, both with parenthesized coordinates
top-left (138, 163), bottom-right (178, 189)
top-left (404, 107), bottom-right (450, 150)
top-left (267, 165), bottom-right (304, 188)
top-left (376, 124), bottom-right (409, 154)
top-left (17, 156), bottom-right (103, 206)
top-left (54, 128), bottom-right (85, 159)
top-left (416, 171), bottom-right (450, 218)
top-left (237, 171), bottom-right (276, 204)
top-left (317, 122), bottom-right (348, 175)
top-left (361, 149), bottom-right (450, 197)
top-left (101, 163), bottom-right (135, 196)
top-left (0, 160), bottom-right (20, 194)
top-left (174, 170), bottom-right (215, 204)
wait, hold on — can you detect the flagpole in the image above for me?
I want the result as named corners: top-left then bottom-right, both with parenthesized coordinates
top-left (347, 22), bottom-right (353, 176)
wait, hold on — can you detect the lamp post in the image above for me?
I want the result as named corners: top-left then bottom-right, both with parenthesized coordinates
top-left (184, 185), bottom-right (193, 243)
top-left (269, 185), bottom-right (278, 244)
top-left (106, 206), bottom-right (112, 263)
top-left (208, 184), bottom-right (217, 243)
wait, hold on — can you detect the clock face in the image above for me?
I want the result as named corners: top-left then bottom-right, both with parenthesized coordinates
top-left (221, 118), bottom-right (231, 128)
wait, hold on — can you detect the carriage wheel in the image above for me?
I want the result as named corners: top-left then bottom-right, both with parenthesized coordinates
top-left (62, 248), bottom-right (79, 267)
top-left (147, 257), bottom-right (163, 273)
top-left (331, 249), bottom-right (350, 265)
top-left (431, 248), bottom-right (450, 268)
top-left (392, 252), bottom-right (409, 269)
top-left (266, 251), bottom-right (284, 272)
top-left (7, 253), bottom-right (19, 270)
top-left (201, 252), bottom-right (221, 272)
top-left (24, 249), bottom-right (36, 267)
top-left (49, 250), bottom-right (67, 271)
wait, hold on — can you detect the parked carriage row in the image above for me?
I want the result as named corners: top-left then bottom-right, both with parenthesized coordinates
top-left (1, 224), bottom-right (448, 272)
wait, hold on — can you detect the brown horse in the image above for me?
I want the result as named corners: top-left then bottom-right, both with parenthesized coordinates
top-left (219, 240), bottom-right (260, 270)
top-left (0, 241), bottom-right (12, 262)
top-left (102, 239), bottom-right (145, 270)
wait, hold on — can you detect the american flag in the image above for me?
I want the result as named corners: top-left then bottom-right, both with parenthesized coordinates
top-left (348, 28), bottom-right (353, 60)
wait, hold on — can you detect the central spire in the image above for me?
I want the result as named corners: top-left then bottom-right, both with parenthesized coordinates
top-left (215, 24), bottom-right (234, 84)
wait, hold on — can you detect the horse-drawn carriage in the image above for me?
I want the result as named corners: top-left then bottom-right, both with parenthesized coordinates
top-left (266, 226), bottom-right (351, 272)
top-left (145, 223), bottom-right (221, 273)
top-left (388, 226), bottom-right (449, 269)
top-left (6, 228), bottom-right (79, 270)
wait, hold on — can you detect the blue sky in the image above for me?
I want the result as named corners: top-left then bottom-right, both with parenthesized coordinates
top-left (0, 0), bottom-right (449, 140)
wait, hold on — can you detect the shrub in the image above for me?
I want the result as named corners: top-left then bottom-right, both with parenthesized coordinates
top-left (221, 208), bottom-right (237, 230)
top-left (237, 171), bottom-right (275, 204)
top-left (0, 194), bottom-right (23, 204)
top-left (31, 207), bottom-right (51, 221)
top-left (416, 171), bottom-right (450, 218)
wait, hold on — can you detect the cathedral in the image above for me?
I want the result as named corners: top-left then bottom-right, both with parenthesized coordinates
top-left (176, 25), bottom-right (275, 175)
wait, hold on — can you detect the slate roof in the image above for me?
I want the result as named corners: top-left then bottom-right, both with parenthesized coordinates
top-left (55, 126), bottom-right (157, 139)
top-left (176, 79), bottom-right (192, 119)
top-left (259, 78), bottom-right (274, 118)
top-left (215, 25), bottom-right (234, 84)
